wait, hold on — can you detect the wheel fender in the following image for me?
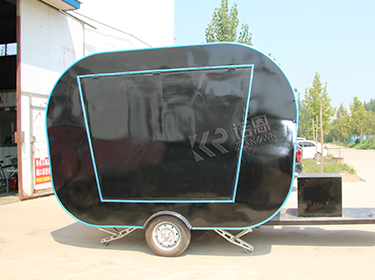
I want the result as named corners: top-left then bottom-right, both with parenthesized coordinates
top-left (143, 211), bottom-right (192, 230)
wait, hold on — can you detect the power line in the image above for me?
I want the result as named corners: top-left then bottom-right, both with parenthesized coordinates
top-left (70, 10), bottom-right (152, 47)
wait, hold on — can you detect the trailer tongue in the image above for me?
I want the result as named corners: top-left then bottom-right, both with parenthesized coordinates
top-left (268, 208), bottom-right (375, 226)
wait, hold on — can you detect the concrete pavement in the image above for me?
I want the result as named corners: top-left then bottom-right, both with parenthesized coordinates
top-left (1, 179), bottom-right (375, 279)
top-left (1, 145), bottom-right (375, 279)
top-left (327, 144), bottom-right (375, 186)
top-left (0, 190), bottom-right (18, 205)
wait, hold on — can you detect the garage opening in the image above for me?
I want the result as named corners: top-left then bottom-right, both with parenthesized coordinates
top-left (0, 0), bottom-right (18, 195)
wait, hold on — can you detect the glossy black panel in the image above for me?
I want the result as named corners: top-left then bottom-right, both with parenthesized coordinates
top-left (47, 43), bottom-right (297, 229)
top-left (298, 173), bottom-right (342, 217)
top-left (79, 67), bottom-right (251, 201)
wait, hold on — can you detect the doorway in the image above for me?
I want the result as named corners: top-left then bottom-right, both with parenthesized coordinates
top-left (0, 0), bottom-right (18, 196)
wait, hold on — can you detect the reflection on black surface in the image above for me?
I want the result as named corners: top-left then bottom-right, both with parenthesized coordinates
top-left (80, 68), bottom-right (251, 200)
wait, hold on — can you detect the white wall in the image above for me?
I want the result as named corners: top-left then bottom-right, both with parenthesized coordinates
top-left (78, 0), bottom-right (175, 48)
top-left (20, 0), bottom-right (175, 96)
top-left (20, 0), bottom-right (84, 95)
top-left (20, 0), bottom-right (86, 196)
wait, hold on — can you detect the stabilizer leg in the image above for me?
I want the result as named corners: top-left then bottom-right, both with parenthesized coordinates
top-left (97, 227), bottom-right (137, 246)
top-left (214, 229), bottom-right (254, 254)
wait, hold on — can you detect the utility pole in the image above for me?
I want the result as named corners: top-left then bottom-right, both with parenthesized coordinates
top-left (320, 103), bottom-right (324, 172)
top-left (312, 119), bottom-right (315, 141)
top-left (316, 115), bottom-right (319, 156)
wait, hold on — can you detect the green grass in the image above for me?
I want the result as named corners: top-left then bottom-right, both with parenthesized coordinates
top-left (352, 138), bottom-right (375, 149)
top-left (303, 159), bottom-right (356, 174)
top-left (332, 138), bottom-right (375, 150)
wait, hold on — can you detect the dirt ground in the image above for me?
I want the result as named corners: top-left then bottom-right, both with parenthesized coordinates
top-left (341, 171), bottom-right (364, 182)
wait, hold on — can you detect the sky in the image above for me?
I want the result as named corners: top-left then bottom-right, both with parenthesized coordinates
top-left (174, 0), bottom-right (375, 111)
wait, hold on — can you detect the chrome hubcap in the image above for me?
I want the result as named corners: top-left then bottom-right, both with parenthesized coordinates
top-left (153, 221), bottom-right (180, 250)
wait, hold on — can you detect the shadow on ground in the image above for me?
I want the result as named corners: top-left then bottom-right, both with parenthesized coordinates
top-left (51, 222), bottom-right (375, 257)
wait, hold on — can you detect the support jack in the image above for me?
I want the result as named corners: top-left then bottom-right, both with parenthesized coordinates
top-left (214, 229), bottom-right (254, 253)
top-left (97, 227), bottom-right (137, 246)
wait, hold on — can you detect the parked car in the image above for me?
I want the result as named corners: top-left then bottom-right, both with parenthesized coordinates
top-left (295, 144), bottom-right (304, 174)
top-left (297, 140), bottom-right (327, 160)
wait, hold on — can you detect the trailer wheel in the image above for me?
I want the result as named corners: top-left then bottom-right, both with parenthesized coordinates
top-left (145, 215), bottom-right (191, 257)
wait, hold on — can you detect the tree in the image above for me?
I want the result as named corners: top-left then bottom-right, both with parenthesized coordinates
top-left (332, 103), bottom-right (350, 142)
top-left (361, 98), bottom-right (375, 136)
top-left (367, 111), bottom-right (375, 135)
top-left (297, 92), bottom-right (312, 139)
top-left (364, 98), bottom-right (375, 112)
top-left (349, 97), bottom-right (370, 144)
top-left (303, 72), bottom-right (335, 137)
top-left (325, 121), bottom-right (339, 143)
top-left (205, 0), bottom-right (252, 45)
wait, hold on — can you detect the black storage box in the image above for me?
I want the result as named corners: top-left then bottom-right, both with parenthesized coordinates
top-left (298, 173), bottom-right (342, 217)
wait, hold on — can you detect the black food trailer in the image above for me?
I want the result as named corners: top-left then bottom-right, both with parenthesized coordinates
top-left (46, 43), bottom-right (375, 256)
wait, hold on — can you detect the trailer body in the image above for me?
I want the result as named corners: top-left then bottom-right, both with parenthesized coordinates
top-left (47, 43), bottom-right (298, 231)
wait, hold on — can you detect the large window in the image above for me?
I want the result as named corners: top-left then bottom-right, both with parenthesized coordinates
top-left (0, 43), bottom-right (17, 56)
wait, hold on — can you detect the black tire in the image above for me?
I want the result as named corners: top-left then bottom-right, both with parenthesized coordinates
top-left (145, 215), bottom-right (191, 257)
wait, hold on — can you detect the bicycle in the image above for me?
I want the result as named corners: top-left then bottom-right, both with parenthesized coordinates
top-left (0, 155), bottom-right (18, 193)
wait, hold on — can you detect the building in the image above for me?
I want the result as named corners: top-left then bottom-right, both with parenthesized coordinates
top-left (0, 0), bottom-right (174, 198)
